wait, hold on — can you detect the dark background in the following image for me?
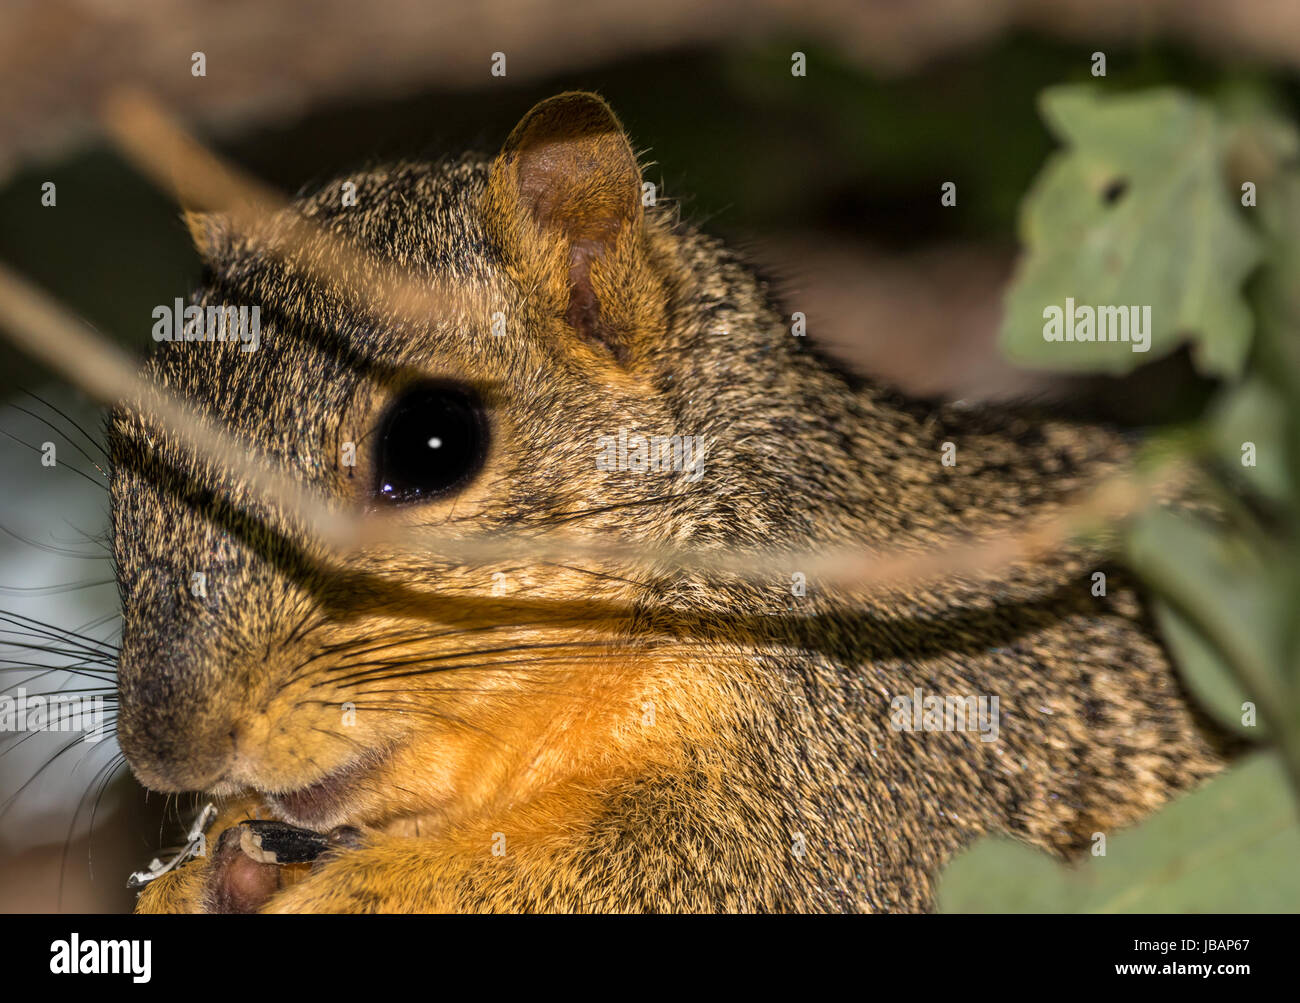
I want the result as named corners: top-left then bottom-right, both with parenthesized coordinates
top-left (1, 4), bottom-right (1296, 911)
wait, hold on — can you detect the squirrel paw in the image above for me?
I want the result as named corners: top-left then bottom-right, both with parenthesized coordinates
top-left (135, 819), bottom-right (363, 914)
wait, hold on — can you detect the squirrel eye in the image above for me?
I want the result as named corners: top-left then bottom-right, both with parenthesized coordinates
top-left (373, 382), bottom-right (488, 504)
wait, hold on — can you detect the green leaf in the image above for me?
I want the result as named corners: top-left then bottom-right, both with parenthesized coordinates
top-left (1250, 171), bottom-right (1300, 679)
top-left (1000, 87), bottom-right (1261, 377)
top-left (1211, 379), bottom-right (1292, 506)
top-left (1127, 507), bottom-right (1281, 738)
top-left (1151, 599), bottom-right (1265, 739)
top-left (938, 753), bottom-right (1300, 912)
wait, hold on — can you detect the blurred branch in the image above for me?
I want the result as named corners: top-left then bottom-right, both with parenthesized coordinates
top-left (5, 0), bottom-right (1300, 180)
top-left (0, 90), bottom-right (1182, 600)
top-left (0, 255), bottom-right (1186, 601)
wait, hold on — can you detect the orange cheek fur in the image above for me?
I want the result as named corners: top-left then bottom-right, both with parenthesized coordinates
top-left (212, 559), bottom-right (730, 845)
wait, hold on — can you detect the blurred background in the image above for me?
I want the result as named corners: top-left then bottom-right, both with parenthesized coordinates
top-left (2, 0), bottom-right (1298, 911)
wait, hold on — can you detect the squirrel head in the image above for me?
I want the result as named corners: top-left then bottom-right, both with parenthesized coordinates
top-left (108, 92), bottom-right (788, 831)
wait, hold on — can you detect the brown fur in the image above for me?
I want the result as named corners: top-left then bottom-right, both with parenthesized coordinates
top-left (120, 93), bottom-right (1229, 913)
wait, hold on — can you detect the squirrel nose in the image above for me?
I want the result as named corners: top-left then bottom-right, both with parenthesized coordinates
top-left (117, 700), bottom-right (236, 791)
top-left (116, 648), bottom-right (238, 792)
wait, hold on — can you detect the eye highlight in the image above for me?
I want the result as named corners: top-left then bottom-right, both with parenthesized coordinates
top-left (373, 382), bottom-right (488, 504)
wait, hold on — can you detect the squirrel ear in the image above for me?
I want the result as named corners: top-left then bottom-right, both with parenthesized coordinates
top-left (183, 210), bottom-right (228, 261)
top-left (488, 92), bottom-right (654, 363)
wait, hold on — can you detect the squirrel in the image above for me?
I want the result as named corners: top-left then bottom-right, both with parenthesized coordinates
top-left (114, 91), bottom-right (1232, 913)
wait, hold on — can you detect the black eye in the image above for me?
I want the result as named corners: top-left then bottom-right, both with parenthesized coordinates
top-left (374, 382), bottom-right (488, 504)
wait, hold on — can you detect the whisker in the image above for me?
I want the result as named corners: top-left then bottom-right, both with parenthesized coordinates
top-left (22, 389), bottom-right (112, 463)
top-left (323, 651), bottom-right (633, 692)
top-left (0, 729), bottom-right (106, 817)
top-left (0, 609), bottom-right (120, 654)
top-left (545, 562), bottom-right (652, 589)
top-left (0, 579), bottom-right (115, 596)
top-left (305, 700), bottom-right (512, 747)
top-left (0, 521), bottom-right (109, 560)
top-left (318, 639), bottom-right (629, 689)
top-left (0, 425), bottom-right (109, 491)
top-left (8, 399), bottom-right (111, 477)
top-left (282, 622), bottom-right (606, 685)
top-left (60, 750), bottom-right (129, 907)
top-left (0, 632), bottom-right (119, 666)
top-left (533, 491), bottom-right (684, 527)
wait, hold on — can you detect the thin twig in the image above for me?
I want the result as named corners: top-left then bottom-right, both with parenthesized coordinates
top-left (0, 261), bottom-right (360, 553)
top-left (0, 255), bottom-right (1178, 590)
top-left (100, 88), bottom-right (490, 334)
top-left (0, 92), bottom-right (1185, 597)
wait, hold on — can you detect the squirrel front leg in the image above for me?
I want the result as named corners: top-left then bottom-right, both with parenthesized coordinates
top-left (263, 775), bottom-right (808, 913)
top-left (261, 833), bottom-right (477, 913)
top-left (134, 787), bottom-right (618, 913)
top-left (262, 779), bottom-right (770, 913)
top-left (261, 809), bottom-right (604, 914)
top-left (135, 783), bottom-right (633, 912)
top-left (133, 849), bottom-right (214, 914)
top-left (142, 769), bottom-right (799, 913)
